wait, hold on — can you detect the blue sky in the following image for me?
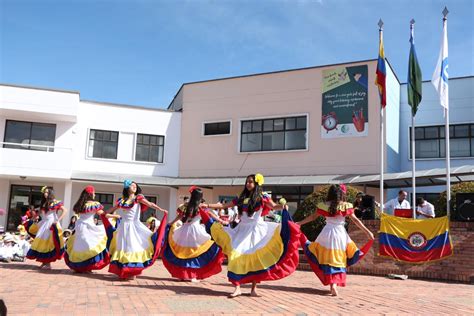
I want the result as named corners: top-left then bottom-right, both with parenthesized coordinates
top-left (1, 0), bottom-right (472, 108)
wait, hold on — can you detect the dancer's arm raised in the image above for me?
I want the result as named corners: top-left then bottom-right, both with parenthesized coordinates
top-left (296, 211), bottom-right (320, 226)
top-left (348, 213), bottom-right (374, 240)
top-left (138, 196), bottom-right (168, 214)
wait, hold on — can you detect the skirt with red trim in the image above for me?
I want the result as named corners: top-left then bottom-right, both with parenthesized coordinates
top-left (161, 223), bottom-right (224, 280)
top-left (102, 213), bottom-right (167, 279)
top-left (200, 208), bottom-right (300, 285)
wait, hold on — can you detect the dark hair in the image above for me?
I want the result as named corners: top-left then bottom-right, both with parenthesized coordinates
top-left (416, 197), bottom-right (425, 205)
top-left (73, 188), bottom-right (96, 213)
top-left (398, 190), bottom-right (407, 196)
top-left (236, 174), bottom-right (263, 217)
top-left (149, 219), bottom-right (156, 231)
top-left (183, 196), bottom-right (189, 202)
top-left (327, 184), bottom-right (344, 215)
top-left (40, 187), bottom-right (56, 210)
top-left (122, 182), bottom-right (142, 200)
top-left (182, 188), bottom-right (203, 223)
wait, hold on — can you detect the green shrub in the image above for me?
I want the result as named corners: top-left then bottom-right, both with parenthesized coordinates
top-left (293, 185), bottom-right (360, 241)
top-left (435, 181), bottom-right (474, 218)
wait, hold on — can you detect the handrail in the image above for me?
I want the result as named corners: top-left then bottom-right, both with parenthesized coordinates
top-left (0, 142), bottom-right (72, 152)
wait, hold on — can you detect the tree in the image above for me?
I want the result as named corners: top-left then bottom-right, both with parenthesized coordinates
top-left (436, 182), bottom-right (474, 219)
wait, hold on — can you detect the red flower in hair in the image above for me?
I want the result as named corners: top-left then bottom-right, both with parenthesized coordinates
top-left (85, 185), bottom-right (95, 195)
top-left (340, 184), bottom-right (347, 194)
top-left (189, 185), bottom-right (198, 193)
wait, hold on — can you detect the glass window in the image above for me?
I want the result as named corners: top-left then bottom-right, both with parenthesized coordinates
top-left (262, 132), bottom-right (284, 151)
top-left (412, 124), bottom-right (474, 159)
top-left (88, 129), bottom-right (119, 159)
top-left (140, 196), bottom-right (158, 222)
top-left (241, 116), bottom-right (307, 152)
top-left (135, 133), bottom-right (165, 163)
top-left (3, 120), bottom-right (56, 151)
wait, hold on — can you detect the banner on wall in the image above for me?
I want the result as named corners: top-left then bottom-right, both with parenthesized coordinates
top-left (321, 65), bottom-right (369, 138)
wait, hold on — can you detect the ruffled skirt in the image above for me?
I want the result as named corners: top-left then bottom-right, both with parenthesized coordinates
top-left (162, 221), bottom-right (223, 280)
top-left (26, 217), bottom-right (64, 263)
top-left (202, 209), bottom-right (300, 285)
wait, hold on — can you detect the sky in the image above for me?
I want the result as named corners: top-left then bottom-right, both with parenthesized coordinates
top-left (1, 0), bottom-right (473, 109)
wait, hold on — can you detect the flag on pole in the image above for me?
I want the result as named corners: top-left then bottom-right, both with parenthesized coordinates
top-left (432, 16), bottom-right (449, 110)
top-left (379, 214), bottom-right (453, 263)
top-left (375, 26), bottom-right (387, 108)
top-left (407, 23), bottom-right (422, 116)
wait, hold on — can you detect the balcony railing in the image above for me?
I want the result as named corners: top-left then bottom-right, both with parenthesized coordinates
top-left (0, 142), bottom-right (72, 153)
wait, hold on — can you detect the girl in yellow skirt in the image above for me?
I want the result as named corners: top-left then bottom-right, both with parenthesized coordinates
top-left (297, 184), bottom-right (374, 296)
top-left (201, 174), bottom-right (301, 298)
top-left (100, 180), bottom-right (168, 279)
top-left (27, 186), bottom-right (67, 269)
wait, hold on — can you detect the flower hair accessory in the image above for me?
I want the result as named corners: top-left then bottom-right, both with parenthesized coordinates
top-left (123, 179), bottom-right (133, 189)
top-left (85, 185), bottom-right (95, 195)
top-left (41, 186), bottom-right (48, 193)
top-left (340, 184), bottom-right (347, 194)
top-left (255, 173), bottom-right (265, 186)
top-left (189, 185), bottom-right (198, 193)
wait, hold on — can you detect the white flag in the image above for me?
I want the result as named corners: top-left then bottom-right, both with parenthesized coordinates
top-left (431, 19), bottom-right (449, 110)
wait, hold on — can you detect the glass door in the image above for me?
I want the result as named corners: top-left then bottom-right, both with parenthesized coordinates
top-left (7, 185), bottom-right (44, 231)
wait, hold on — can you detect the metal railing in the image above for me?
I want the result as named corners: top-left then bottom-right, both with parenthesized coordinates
top-left (0, 142), bottom-right (72, 152)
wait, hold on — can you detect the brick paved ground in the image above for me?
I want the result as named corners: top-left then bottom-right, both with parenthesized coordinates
top-left (0, 260), bottom-right (472, 315)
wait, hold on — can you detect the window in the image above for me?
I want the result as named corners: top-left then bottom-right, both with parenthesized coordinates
top-left (410, 123), bottom-right (474, 159)
top-left (88, 129), bottom-right (119, 159)
top-left (3, 120), bottom-right (56, 151)
top-left (135, 134), bottom-right (165, 163)
top-left (241, 116), bottom-right (307, 152)
top-left (140, 196), bottom-right (157, 222)
top-left (96, 193), bottom-right (115, 211)
top-left (203, 121), bottom-right (231, 136)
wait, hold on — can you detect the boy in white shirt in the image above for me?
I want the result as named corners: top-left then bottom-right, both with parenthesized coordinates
top-left (416, 197), bottom-right (435, 219)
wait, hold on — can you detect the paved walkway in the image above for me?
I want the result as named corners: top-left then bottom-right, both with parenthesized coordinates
top-left (0, 260), bottom-right (472, 315)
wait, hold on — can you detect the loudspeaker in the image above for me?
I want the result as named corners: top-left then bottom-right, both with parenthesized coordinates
top-left (360, 195), bottom-right (375, 220)
top-left (456, 193), bottom-right (474, 222)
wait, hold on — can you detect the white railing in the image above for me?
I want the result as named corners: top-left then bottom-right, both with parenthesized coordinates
top-left (0, 142), bottom-right (72, 152)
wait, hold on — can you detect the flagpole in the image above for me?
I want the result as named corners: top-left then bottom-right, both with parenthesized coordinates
top-left (443, 8), bottom-right (451, 219)
top-left (378, 19), bottom-right (385, 213)
top-left (410, 19), bottom-right (417, 218)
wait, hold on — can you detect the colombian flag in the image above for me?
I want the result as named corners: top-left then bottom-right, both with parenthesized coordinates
top-left (378, 214), bottom-right (453, 263)
top-left (375, 28), bottom-right (387, 108)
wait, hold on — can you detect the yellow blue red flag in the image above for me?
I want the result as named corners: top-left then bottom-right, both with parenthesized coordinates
top-left (379, 214), bottom-right (453, 263)
top-left (375, 26), bottom-right (386, 108)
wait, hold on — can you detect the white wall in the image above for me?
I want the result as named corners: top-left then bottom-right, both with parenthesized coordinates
top-left (0, 84), bottom-right (79, 121)
top-left (72, 101), bottom-right (181, 177)
top-left (0, 180), bottom-right (9, 231)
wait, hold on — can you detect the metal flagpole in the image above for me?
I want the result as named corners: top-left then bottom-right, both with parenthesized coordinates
top-left (378, 19), bottom-right (385, 213)
top-left (443, 8), bottom-right (451, 219)
top-left (410, 19), bottom-right (417, 218)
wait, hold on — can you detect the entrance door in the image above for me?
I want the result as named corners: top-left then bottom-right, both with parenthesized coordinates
top-left (7, 185), bottom-right (43, 231)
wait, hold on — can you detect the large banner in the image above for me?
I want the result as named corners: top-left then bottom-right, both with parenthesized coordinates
top-left (321, 65), bottom-right (369, 138)
top-left (378, 214), bottom-right (453, 263)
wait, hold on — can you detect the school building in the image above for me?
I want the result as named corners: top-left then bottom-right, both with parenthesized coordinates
top-left (1, 59), bottom-right (472, 231)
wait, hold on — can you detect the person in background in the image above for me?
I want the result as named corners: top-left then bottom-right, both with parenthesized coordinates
top-left (416, 197), bottom-right (435, 219)
top-left (378, 190), bottom-right (411, 215)
top-left (146, 216), bottom-right (160, 233)
top-left (68, 214), bottom-right (79, 230)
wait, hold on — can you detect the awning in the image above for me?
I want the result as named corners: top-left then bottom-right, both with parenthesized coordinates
top-left (71, 165), bottom-right (474, 188)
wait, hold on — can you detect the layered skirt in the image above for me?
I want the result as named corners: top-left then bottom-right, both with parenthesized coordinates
top-left (301, 218), bottom-right (373, 287)
top-left (201, 209), bottom-right (300, 285)
top-left (26, 211), bottom-right (64, 263)
top-left (64, 213), bottom-right (110, 272)
top-left (162, 217), bottom-right (224, 280)
top-left (102, 213), bottom-right (166, 279)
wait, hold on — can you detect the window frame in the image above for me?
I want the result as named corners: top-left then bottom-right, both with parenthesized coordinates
top-left (202, 120), bottom-right (232, 137)
top-left (134, 133), bottom-right (165, 164)
top-left (3, 119), bottom-right (57, 152)
top-left (238, 114), bottom-right (309, 153)
top-left (87, 128), bottom-right (120, 160)
top-left (409, 123), bottom-right (474, 160)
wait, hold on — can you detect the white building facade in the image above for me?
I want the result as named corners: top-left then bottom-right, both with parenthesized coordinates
top-left (0, 84), bottom-right (181, 231)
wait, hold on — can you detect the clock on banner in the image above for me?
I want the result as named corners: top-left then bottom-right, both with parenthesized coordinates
top-left (322, 112), bottom-right (338, 133)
